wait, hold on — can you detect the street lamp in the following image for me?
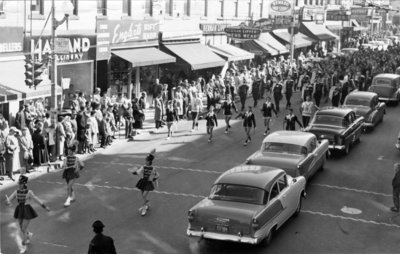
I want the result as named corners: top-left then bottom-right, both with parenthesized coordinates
top-left (50, 0), bottom-right (74, 111)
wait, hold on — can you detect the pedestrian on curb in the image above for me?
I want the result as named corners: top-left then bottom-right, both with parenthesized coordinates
top-left (165, 101), bottom-right (179, 140)
top-left (283, 108), bottom-right (303, 131)
top-left (5, 175), bottom-right (50, 254)
top-left (62, 143), bottom-right (84, 207)
top-left (260, 97), bottom-right (278, 136)
top-left (205, 106), bottom-right (218, 143)
top-left (129, 149), bottom-right (159, 216)
top-left (218, 94), bottom-right (237, 134)
top-left (391, 163), bottom-right (400, 212)
top-left (88, 220), bottom-right (117, 254)
top-left (236, 106), bottom-right (256, 146)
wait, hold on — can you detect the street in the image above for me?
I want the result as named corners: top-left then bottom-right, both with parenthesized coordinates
top-left (1, 93), bottom-right (400, 254)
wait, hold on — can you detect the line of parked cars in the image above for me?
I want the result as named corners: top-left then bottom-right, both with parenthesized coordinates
top-left (186, 72), bottom-right (400, 246)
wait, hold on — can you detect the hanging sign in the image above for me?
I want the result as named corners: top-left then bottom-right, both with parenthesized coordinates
top-left (268, 0), bottom-right (293, 16)
top-left (224, 24), bottom-right (261, 41)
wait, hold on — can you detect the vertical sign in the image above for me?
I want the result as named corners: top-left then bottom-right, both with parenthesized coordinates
top-left (96, 21), bottom-right (111, 61)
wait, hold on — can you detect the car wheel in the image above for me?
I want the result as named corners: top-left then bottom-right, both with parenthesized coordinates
top-left (344, 143), bottom-right (350, 155)
top-left (261, 227), bottom-right (275, 246)
top-left (294, 196), bottom-right (302, 217)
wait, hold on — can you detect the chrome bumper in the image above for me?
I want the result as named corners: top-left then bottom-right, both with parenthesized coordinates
top-left (328, 144), bottom-right (346, 150)
top-left (187, 229), bottom-right (259, 244)
top-left (379, 97), bottom-right (397, 102)
top-left (363, 122), bottom-right (374, 128)
top-left (396, 143), bottom-right (400, 150)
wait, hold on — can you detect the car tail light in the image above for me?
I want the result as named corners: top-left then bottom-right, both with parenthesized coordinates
top-left (188, 210), bottom-right (195, 222)
top-left (251, 218), bottom-right (260, 231)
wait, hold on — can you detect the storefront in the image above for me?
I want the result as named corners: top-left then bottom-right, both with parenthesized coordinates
top-left (160, 19), bottom-right (225, 83)
top-left (300, 21), bottom-right (339, 54)
top-left (200, 23), bottom-right (231, 46)
top-left (96, 19), bottom-right (175, 100)
top-left (25, 34), bottom-right (95, 109)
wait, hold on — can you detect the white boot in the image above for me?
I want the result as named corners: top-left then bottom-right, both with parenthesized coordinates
top-left (20, 244), bottom-right (27, 254)
top-left (70, 191), bottom-right (76, 202)
top-left (64, 197), bottom-right (71, 207)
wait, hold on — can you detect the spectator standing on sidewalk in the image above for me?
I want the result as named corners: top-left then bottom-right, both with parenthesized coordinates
top-left (154, 94), bottom-right (164, 130)
top-left (5, 127), bottom-right (20, 181)
top-left (123, 103), bottom-right (133, 138)
top-left (19, 127), bottom-right (33, 174)
top-left (391, 163), bottom-right (400, 213)
top-left (88, 220), bottom-right (117, 254)
top-left (32, 124), bottom-right (49, 169)
top-left (76, 106), bottom-right (87, 154)
top-left (89, 111), bottom-right (98, 152)
top-left (190, 92), bottom-right (203, 132)
top-left (56, 117), bottom-right (66, 160)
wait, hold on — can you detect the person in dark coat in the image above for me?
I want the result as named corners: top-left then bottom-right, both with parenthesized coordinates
top-left (236, 106), bottom-right (256, 146)
top-left (391, 163), bottom-right (400, 212)
top-left (88, 220), bottom-right (117, 254)
top-left (76, 106), bottom-right (87, 154)
top-left (32, 124), bottom-right (48, 167)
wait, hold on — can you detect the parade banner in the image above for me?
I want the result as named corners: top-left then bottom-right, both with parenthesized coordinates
top-left (268, 0), bottom-right (293, 16)
top-left (326, 10), bottom-right (350, 21)
top-left (225, 24), bottom-right (261, 41)
top-left (351, 7), bottom-right (371, 23)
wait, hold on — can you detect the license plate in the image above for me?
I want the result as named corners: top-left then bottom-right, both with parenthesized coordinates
top-left (216, 224), bottom-right (228, 233)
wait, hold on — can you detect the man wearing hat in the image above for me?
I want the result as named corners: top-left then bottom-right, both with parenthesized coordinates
top-left (391, 163), bottom-right (400, 212)
top-left (88, 220), bottom-right (117, 254)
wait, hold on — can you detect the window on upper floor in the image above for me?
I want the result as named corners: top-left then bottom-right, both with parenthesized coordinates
top-left (315, 0), bottom-right (319, 5)
top-left (165, 0), bottom-right (172, 16)
top-left (31, 0), bottom-right (44, 15)
top-left (145, 0), bottom-right (151, 16)
top-left (97, 0), bottom-right (107, 16)
top-left (122, 0), bottom-right (131, 16)
top-left (304, 0), bottom-right (308, 5)
top-left (234, 0), bottom-right (238, 17)
top-left (310, 0), bottom-right (313, 5)
top-left (71, 0), bottom-right (78, 16)
top-left (219, 0), bottom-right (224, 17)
top-left (295, 0), bottom-right (299, 6)
top-left (320, 0), bottom-right (324, 5)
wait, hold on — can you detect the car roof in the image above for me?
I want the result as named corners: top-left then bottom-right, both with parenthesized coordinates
top-left (341, 48), bottom-right (358, 51)
top-left (316, 107), bottom-right (352, 117)
top-left (373, 73), bottom-right (400, 79)
top-left (347, 91), bottom-right (376, 100)
top-left (262, 131), bottom-right (314, 146)
top-left (215, 165), bottom-right (284, 190)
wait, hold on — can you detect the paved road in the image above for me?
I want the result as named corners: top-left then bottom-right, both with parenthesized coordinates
top-left (1, 93), bottom-right (400, 254)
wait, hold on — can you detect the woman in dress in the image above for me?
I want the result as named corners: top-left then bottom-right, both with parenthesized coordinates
top-left (62, 143), bottom-right (84, 207)
top-left (5, 127), bottom-right (21, 181)
top-left (165, 100), bottom-right (179, 140)
top-left (218, 94), bottom-right (237, 134)
top-left (6, 175), bottom-right (50, 254)
top-left (205, 106), bottom-right (218, 143)
top-left (130, 149), bottom-right (159, 216)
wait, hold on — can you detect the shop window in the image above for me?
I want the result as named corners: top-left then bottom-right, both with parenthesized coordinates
top-left (31, 0), bottom-right (44, 15)
top-left (122, 0), bottom-right (131, 16)
top-left (97, 0), bottom-right (107, 16)
top-left (234, 0), bottom-right (238, 17)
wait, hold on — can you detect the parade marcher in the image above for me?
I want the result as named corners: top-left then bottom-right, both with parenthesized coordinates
top-left (238, 80), bottom-right (249, 111)
top-left (62, 144), bottom-right (84, 207)
top-left (302, 77), bottom-right (313, 101)
top-left (283, 75), bottom-right (294, 109)
top-left (130, 149), bottom-right (159, 216)
top-left (283, 108), bottom-right (303, 131)
top-left (236, 106), bottom-right (256, 146)
top-left (205, 106), bottom-right (218, 143)
top-left (190, 92), bottom-right (203, 132)
top-left (5, 127), bottom-right (20, 181)
top-left (252, 71), bottom-right (261, 107)
top-left (272, 76), bottom-right (283, 113)
top-left (300, 95), bottom-right (319, 128)
top-left (6, 175), bottom-right (50, 254)
top-left (88, 220), bottom-right (117, 254)
top-left (218, 95), bottom-right (237, 134)
top-left (391, 163), bottom-right (400, 213)
top-left (260, 97), bottom-right (278, 136)
top-left (329, 83), bottom-right (341, 107)
top-left (165, 101), bottom-right (179, 140)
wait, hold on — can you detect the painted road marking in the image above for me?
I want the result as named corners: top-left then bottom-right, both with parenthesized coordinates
top-left (39, 241), bottom-right (69, 248)
top-left (302, 210), bottom-right (400, 229)
top-left (37, 180), bottom-right (400, 229)
top-left (341, 206), bottom-right (362, 215)
top-left (311, 183), bottom-right (392, 197)
top-left (377, 156), bottom-right (400, 163)
top-left (88, 161), bottom-right (221, 174)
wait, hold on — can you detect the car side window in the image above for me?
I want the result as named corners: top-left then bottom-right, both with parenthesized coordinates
top-left (269, 183), bottom-right (280, 201)
top-left (309, 138), bottom-right (317, 152)
top-left (277, 175), bottom-right (288, 192)
top-left (371, 97), bottom-right (376, 108)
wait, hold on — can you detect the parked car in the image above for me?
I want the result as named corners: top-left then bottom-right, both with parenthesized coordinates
top-left (187, 165), bottom-right (306, 245)
top-left (306, 107), bottom-right (364, 155)
top-left (396, 131), bottom-right (400, 150)
top-left (342, 91), bottom-right (385, 131)
top-left (369, 73), bottom-right (400, 105)
top-left (245, 131), bottom-right (329, 180)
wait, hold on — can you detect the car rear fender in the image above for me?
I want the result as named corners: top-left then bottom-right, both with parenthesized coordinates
top-left (252, 200), bottom-right (283, 239)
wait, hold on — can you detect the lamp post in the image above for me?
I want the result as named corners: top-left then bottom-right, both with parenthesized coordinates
top-left (50, 0), bottom-right (74, 111)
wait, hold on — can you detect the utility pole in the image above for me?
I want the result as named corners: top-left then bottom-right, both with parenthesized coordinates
top-left (50, 0), bottom-right (57, 110)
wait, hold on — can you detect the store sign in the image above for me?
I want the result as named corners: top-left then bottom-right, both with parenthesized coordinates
top-left (351, 7), bottom-right (371, 23)
top-left (225, 24), bottom-right (261, 40)
top-left (326, 10), bottom-right (350, 21)
top-left (0, 27), bottom-right (24, 53)
top-left (268, 0), bottom-right (293, 16)
top-left (96, 21), bottom-right (111, 60)
top-left (199, 23), bottom-right (231, 34)
top-left (25, 35), bottom-right (96, 63)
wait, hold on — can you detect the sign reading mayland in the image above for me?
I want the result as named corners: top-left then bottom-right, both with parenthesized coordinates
top-left (269, 0), bottom-right (293, 16)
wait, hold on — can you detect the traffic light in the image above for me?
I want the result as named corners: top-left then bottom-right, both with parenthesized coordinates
top-left (24, 56), bottom-right (44, 88)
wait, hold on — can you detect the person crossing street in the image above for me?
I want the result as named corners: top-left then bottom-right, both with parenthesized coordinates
top-left (236, 106), bottom-right (256, 146)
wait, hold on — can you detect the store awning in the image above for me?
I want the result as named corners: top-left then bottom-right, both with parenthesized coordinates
top-left (163, 43), bottom-right (225, 70)
top-left (242, 40), bottom-right (279, 56)
top-left (300, 22), bottom-right (339, 41)
top-left (258, 33), bottom-right (289, 54)
top-left (112, 47), bottom-right (176, 68)
top-left (0, 84), bottom-right (24, 103)
top-left (272, 30), bottom-right (316, 49)
top-left (208, 44), bottom-right (254, 61)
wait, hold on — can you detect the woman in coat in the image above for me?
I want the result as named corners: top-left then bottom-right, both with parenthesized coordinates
top-left (19, 127), bottom-right (33, 174)
top-left (5, 127), bottom-right (21, 181)
top-left (32, 123), bottom-right (48, 167)
top-left (154, 94), bottom-right (164, 129)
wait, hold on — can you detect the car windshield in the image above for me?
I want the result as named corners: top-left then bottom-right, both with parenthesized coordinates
top-left (374, 79), bottom-right (393, 87)
top-left (345, 98), bottom-right (370, 107)
top-left (312, 115), bottom-right (345, 127)
top-left (209, 184), bottom-right (267, 205)
top-left (262, 142), bottom-right (307, 155)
